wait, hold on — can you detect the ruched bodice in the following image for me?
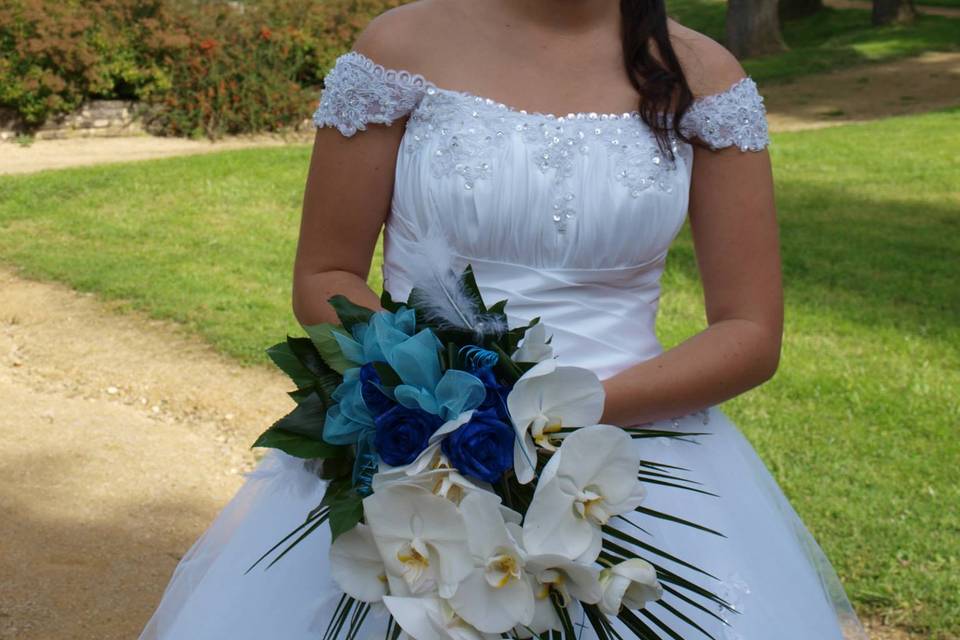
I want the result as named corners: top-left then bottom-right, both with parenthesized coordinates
top-left (314, 50), bottom-right (770, 379)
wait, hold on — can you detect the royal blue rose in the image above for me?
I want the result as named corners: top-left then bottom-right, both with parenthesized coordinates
top-left (374, 405), bottom-right (443, 466)
top-left (359, 362), bottom-right (394, 416)
top-left (469, 364), bottom-right (512, 423)
top-left (441, 407), bottom-right (514, 483)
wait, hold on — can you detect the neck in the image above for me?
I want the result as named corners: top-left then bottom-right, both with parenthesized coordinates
top-left (495, 0), bottom-right (620, 32)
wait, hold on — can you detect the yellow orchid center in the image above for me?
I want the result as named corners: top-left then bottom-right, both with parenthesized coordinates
top-left (573, 487), bottom-right (610, 525)
top-left (484, 551), bottom-right (522, 589)
top-left (532, 415), bottom-right (563, 450)
top-left (396, 537), bottom-right (430, 586)
top-left (537, 568), bottom-right (571, 606)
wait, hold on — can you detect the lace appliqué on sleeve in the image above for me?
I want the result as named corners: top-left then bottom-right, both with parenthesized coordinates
top-left (680, 77), bottom-right (770, 152)
top-left (312, 51), bottom-right (432, 137)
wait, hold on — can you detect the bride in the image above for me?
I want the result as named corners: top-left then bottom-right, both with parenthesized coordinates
top-left (140, 0), bottom-right (868, 638)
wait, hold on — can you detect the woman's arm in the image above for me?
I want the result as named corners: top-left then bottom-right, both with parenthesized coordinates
top-left (291, 17), bottom-right (419, 326)
top-left (291, 122), bottom-right (401, 325)
top-left (600, 51), bottom-right (783, 427)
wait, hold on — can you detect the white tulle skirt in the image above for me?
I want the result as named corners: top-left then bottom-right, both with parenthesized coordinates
top-left (139, 406), bottom-right (868, 640)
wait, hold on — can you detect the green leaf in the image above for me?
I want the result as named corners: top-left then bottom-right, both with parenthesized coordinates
top-left (323, 594), bottom-right (352, 640)
top-left (271, 391), bottom-right (329, 441)
top-left (246, 502), bottom-right (328, 573)
top-left (252, 428), bottom-right (342, 459)
top-left (487, 299), bottom-right (508, 315)
top-left (604, 522), bottom-right (719, 579)
top-left (459, 264), bottom-right (487, 312)
top-left (321, 475), bottom-right (355, 504)
top-left (444, 341), bottom-right (458, 371)
top-left (304, 322), bottom-right (355, 375)
top-left (491, 342), bottom-right (524, 384)
top-left (651, 599), bottom-right (719, 640)
top-left (634, 505), bottom-right (727, 537)
top-left (380, 289), bottom-right (403, 313)
top-left (372, 361), bottom-right (402, 387)
top-left (319, 455), bottom-right (354, 481)
top-left (550, 590), bottom-right (577, 638)
top-left (503, 315), bottom-right (540, 354)
top-left (288, 387), bottom-right (317, 404)
top-left (328, 294), bottom-right (375, 331)
top-left (287, 336), bottom-right (341, 400)
top-left (267, 341), bottom-right (315, 388)
top-left (328, 491), bottom-right (364, 542)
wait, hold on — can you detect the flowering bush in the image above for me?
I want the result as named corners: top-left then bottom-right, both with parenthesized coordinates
top-left (0, 0), bottom-right (406, 138)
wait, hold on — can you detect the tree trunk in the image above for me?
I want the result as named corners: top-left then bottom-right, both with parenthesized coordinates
top-left (726, 0), bottom-right (787, 59)
top-left (872, 0), bottom-right (917, 24)
top-left (779, 0), bottom-right (824, 21)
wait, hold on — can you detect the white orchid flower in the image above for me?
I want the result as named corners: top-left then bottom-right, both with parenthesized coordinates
top-left (597, 558), bottom-right (664, 615)
top-left (525, 553), bottom-right (603, 607)
top-left (506, 360), bottom-right (605, 484)
top-left (522, 424), bottom-right (646, 563)
top-left (383, 596), bottom-right (499, 640)
top-left (511, 321), bottom-right (553, 363)
top-left (448, 491), bottom-right (535, 633)
top-left (363, 484), bottom-right (473, 598)
top-left (509, 553), bottom-right (604, 636)
top-left (328, 523), bottom-right (387, 603)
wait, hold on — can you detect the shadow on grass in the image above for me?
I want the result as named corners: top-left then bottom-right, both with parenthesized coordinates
top-left (667, 0), bottom-right (960, 83)
top-left (667, 181), bottom-right (959, 346)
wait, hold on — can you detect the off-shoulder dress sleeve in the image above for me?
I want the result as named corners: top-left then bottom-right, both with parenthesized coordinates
top-left (312, 51), bottom-right (432, 137)
top-left (679, 77), bottom-right (771, 152)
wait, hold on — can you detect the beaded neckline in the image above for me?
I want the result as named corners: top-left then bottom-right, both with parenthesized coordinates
top-left (341, 50), bottom-right (753, 124)
top-left (428, 86), bottom-right (644, 123)
top-left (342, 50), bottom-right (642, 120)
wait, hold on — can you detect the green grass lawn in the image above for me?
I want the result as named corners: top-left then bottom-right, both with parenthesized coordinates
top-left (668, 0), bottom-right (960, 83)
top-left (1, 109), bottom-right (958, 636)
top-left (917, 0), bottom-right (960, 9)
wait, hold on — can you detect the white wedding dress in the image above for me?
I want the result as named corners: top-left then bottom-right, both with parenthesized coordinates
top-left (140, 51), bottom-right (868, 640)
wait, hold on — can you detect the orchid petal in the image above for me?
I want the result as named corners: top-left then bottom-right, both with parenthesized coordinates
top-left (364, 484), bottom-right (473, 597)
top-left (329, 524), bottom-right (387, 603)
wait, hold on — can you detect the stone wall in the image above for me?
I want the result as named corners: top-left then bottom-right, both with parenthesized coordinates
top-left (0, 100), bottom-right (144, 141)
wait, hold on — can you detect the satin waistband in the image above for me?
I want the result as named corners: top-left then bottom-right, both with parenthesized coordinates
top-left (381, 247), bottom-right (666, 380)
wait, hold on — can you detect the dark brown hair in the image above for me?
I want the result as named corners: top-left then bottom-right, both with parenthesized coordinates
top-left (620, 0), bottom-right (695, 161)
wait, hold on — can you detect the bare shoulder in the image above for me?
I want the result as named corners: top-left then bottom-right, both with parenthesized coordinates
top-left (666, 19), bottom-right (749, 98)
top-left (351, 0), bottom-right (459, 72)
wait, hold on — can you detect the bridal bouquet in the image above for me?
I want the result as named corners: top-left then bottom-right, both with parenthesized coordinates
top-left (250, 256), bottom-right (728, 639)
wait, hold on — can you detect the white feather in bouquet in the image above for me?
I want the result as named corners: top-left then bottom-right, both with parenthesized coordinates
top-left (405, 231), bottom-right (508, 336)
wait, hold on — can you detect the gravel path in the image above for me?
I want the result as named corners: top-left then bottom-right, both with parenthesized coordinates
top-left (0, 266), bottom-right (291, 639)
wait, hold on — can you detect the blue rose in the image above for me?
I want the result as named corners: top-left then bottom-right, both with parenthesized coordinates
top-left (441, 408), bottom-right (514, 483)
top-left (375, 405), bottom-right (444, 466)
top-left (359, 362), bottom-right (394, 416)
top-left (469, 363), bottom-right (512, 423)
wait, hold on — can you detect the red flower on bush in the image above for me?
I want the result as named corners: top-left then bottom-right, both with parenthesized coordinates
top-left (259, 26), bottom-right (272, 41)
top-left (198, 37), bottom-right (218, 52)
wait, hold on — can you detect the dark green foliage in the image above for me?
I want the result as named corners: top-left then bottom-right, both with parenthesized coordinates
top-left (0, 0), bottom-right (408, 138)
